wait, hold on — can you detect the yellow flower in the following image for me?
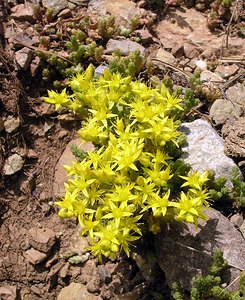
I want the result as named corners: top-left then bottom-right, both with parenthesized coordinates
top-left (145, 190), bottom-right (171, 218)
top-left (170, 192), bottom-right (200, 224)
top-left (114, 139), bottom-right (144, 171)
top-left (43, 89), bottom-right (71, 110)
top-left (180, 171), bottom-right (209, 191)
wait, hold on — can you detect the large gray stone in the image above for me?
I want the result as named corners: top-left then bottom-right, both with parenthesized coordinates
top-left (180, 119), bottom-right (238, 187)
top-left (155, 208), bottom-right (245, 291)
top-left (57, 282), bottom-right (97, 300)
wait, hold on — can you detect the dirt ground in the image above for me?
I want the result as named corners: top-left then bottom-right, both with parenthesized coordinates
top-left (0, 0), bottom-right (244, 299)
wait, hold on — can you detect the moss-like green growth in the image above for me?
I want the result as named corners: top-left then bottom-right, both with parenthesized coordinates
top-left (109, 49), bottom-right (145, 78)
top-left (172, 250), bottom-right (244, 300)
top-left (44, 65), bottom-right (210, 260)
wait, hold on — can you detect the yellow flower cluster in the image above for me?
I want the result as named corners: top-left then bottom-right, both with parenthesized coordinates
top-left (44, 65), bottom-right (210, 260)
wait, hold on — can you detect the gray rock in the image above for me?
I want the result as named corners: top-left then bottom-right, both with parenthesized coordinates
top-left (226, 83), bottom-right (245, 107)
top-left (28, 227), bottom-right (56, 253)
top-left (155, 48), bottom-right (176, 64)
top-left (155, 208), bottom-right (245, 291)
top-left (183, 42), bottom-right (202, 59)
top-left (11, 3), bottom-right (35, 23)
top-left (95, 65), bottom-right (109, 77)
top-left (88, 0), bottom-right (142, 25)
top-left (181, 119), bottom-right (238, 187)
top-left (4, 116), bottom-right (20, 133)
top-left (210, 99), bottom-right (242, 125)
top-left (9, 32), bottom-right (35, 47)
top-left (42, 0), bottom-right (68, 16)
top-left (57, 282), bottom-right (97, 300)
top-left (15, 47), bottom-right (33, 70)
top-left (3, 154), bottom-right (24, 175)
top-left (230, 214), bottom-right (243, 228)
top-left (134, 29), bottom-right (153, 44)
top-left (200, 70), bottom-right (224, 83)
top-left (215, 64), bottom-right (239, 79)
top-left (26, 248), bottom-right (48, 265)
top-left (0, 286), bottom-right (17, 300)
top-left (105, 39), bottom-right (145, 56)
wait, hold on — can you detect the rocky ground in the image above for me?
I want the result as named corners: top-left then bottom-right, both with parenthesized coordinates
top-left (0, 0), bottom-right (244, 299)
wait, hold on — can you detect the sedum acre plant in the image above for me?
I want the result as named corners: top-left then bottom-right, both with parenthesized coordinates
top-left (44, 65), bottom-right (210, 260)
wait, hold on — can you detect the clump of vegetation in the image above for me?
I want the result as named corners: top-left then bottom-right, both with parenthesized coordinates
top-left (230, 167), bottom-right (245, 208)
top-left (109, 49), bottom-right (145, 78)
top-left (206, 167), bottom-right (245, 209)
top-left (172, 250), bottom-right (245, 300)
top-left (44, 65), bottom-right (211, 260)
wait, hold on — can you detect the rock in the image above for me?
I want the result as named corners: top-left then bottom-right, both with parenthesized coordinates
top-left (156, 8), bottom-right (245, 57)
top-left (155, 207), bottom-right (245, 291)
top-left (59, 262), bottom-right (70, 278)
top-left (57, 282), bottom-right (97, 300)
top-left (195, 59), bottom-right (207, 70)
top-left (171, 43), bottom-right (184, 58)
top-left (15, 47), bottom-right (33, 70)
top-left (215, 64), bottom-right (239, 79)
top-left (57, 114), bottom-right (79, 122)
top-left (68, 226), bottom-right (90, 256)
top-left (105, 39), bottom-right (145, 56)
top-left (230, 214), bottom-right (243, 228)
top-left (68, 0), bottom-right (89, 7)
top-left (221, 117), bottom-right (245, 157)
top-left (53, 138), bottom-right (94, 197)
top-left (95, 65), bottom-right (109, 77)
top-left (97, 265), bottom-right (112, 283)
top-left (183, 42), bottom-right (202, 59)
top-left (42, 0), bottom-right (68, 16)
top-left (210, 99), bottom-right (242, 125)
top-left (200, 70), bottom-right (224, 83)
top-left (181, 119), bottom-right (238, 187)
top-left (86, 277), bottom-right (101, 293)
top-left (4, 116), bottom-right (20, 133)
top-left (155, 48), bottom-right (176, 64)
top-left (57, 8), bottom-right (72, 19)
top-left (26, 248), bottom-right (48, 265)
top-left (135, 29), bottom-right (153, 44)
top-left (10, 32), bottom-right (35, 48)
top-left (3, 154), bottom-right (24, 176)
top-left (0, 286), bottom-right (17, 300)
top-left (30, 56), bottom-right (42, 77)
top-left (226, 83), bottom-right (245, 107)
top-left (89, 0), bottom-right (141, 25)
top-left (11, 3), bottom-right (35, 23)
top-left (28, 227), bottom-right (56, 253)
top-left (240, 220), bottom-right (245, 239)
